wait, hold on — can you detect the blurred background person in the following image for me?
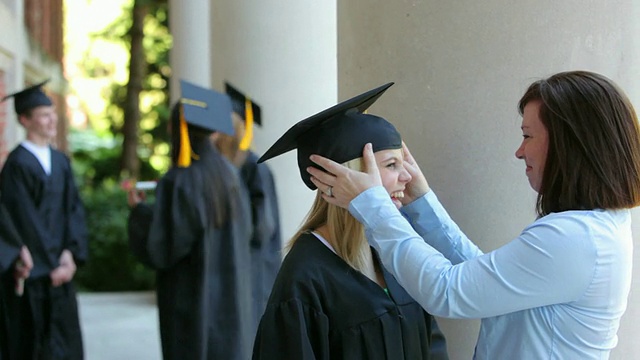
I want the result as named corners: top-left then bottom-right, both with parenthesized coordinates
top-left (214, 82), bottom-right (282, 330)
top-left (0, 203), bottom-right (33, 360)
top-left (0, 204), bottom-right (32, 282)
top-left (0, 80), bottom-right (88, 360)
top-left (127, 80), bottom-right (253, 360)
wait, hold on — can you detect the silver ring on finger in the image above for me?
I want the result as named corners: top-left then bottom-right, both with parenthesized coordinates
top-left (326, 186), bottom-right (333, 197)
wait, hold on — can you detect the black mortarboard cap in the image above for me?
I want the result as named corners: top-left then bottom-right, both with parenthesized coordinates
top-left (180, 79), bottom-right (234, 135)
top-left (225, 82), bottom-right (262, 126)
top-left (1, 79), bottom-right (53, 115)
top-left (258, 82), bottom-right (401, 190)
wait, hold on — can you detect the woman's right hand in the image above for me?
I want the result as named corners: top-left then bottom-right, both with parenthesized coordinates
top-left (401, 142), bottom-right (430, 204)
top-left (308, 143), bottom-right (383, 209)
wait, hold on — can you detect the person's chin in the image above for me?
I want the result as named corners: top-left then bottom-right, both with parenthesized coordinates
top-left (527, 180), bottom-right (540, 193)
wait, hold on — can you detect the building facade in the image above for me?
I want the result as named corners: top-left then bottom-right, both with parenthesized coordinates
top-left (0, 0), bottom-right (67, 168)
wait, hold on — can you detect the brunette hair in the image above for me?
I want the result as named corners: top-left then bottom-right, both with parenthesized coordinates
top-left (518, 71), bottom-right (640, 216)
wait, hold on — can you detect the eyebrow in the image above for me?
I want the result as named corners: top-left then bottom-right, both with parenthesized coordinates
top-left (379, 153), bottom-right (401, 163)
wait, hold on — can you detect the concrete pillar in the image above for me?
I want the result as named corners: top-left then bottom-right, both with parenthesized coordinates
top-left (168, 0), bottom-right (212, 102)
top-left (211, 0), bottom-right (338, 241)
top-left (338, 0), bottom-right (640, 359)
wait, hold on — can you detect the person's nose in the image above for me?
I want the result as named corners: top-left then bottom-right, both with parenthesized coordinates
top-left (399, 168), bottom-right (412, 183)
top-left (515, 142), bottom-right (525, 160)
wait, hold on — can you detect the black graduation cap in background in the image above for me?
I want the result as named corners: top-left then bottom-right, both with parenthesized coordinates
top-left (1, 79), bottom-right (52, 115)
top-left (176, 80), bottom-right (234, 167)
top-left (225, 82), bottom-right (262, 126)
top-left (258, 82), bottom-right (401, 190)
top-left (179, 79), bottom-right (234, 135)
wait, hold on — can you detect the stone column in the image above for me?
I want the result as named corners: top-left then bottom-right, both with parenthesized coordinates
top-left (168, 0), bottom-right (212, 102)
top-left (211, 0), bottom-right (338, 241)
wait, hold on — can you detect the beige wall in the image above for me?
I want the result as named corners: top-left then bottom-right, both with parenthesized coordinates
top-left (337, 0), bottom-right (640, 359)
top-left (0, 0), bottom-right (66, 152)
top-left (168, 0), bottom-right (212, 99)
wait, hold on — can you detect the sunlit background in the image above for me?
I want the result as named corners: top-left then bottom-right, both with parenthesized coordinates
top-left (65, 0), bottom-right (172, 174)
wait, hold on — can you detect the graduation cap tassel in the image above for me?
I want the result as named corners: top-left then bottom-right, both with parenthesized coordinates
top-left (177, 106), bottom-right (193, 168)
top-left (238, 97), bottom-right (254, 151)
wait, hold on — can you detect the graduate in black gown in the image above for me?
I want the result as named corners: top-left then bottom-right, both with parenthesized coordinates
top-left (253, 83), bottom-right (448, 360)
top-left (127, 80), bottom-right (253, 360)
top-left (215, 82), bottom-right (282, 330)
top-left (0, 80), bottom-right (88, 360)
top-left (0, 204), bottom-right (32, 275)
top-left (0, 204), bottom-right (33, 360)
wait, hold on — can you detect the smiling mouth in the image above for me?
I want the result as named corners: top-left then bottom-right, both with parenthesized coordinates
top-left (391, 191), bottom-right (404, 199)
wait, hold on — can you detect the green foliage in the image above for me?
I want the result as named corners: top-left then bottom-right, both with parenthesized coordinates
top-left (69, 128), bottom-right (160, 292)
top-left (69, 128), bottom-right (161, 188)
top-left (68, 0), bottom-right (172, 292)
top-left (69, 129), bottom-right (120, 188)
top-left (74, 181), bottom-right (156, 292)
top-left (82, 0), bottom-right (172, 177)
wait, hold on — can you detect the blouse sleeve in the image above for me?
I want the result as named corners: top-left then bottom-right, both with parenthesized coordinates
top-left (350, 187), bottom-right (597, 319)
top-left (401, 191), bottom-right (483, 264)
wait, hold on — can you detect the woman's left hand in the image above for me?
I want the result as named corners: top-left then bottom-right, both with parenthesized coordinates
top-left (308, 143), bottom-right (382, 209)
top-left (400, 141), bottom-right (431, 205)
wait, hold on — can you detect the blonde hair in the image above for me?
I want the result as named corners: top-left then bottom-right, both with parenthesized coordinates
top-left (286, 157), bottom-right (370, 272)
top-left (214, 112), bottom-right (245, 162)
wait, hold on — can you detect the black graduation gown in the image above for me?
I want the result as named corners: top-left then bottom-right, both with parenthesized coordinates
top-left (252, 233), bottom-right (449, 360)
top-left (128, 148), bottom-right (254, 360)
top-left (239, 151), bottom-right (282, 328)
top-left (0, 204), bottom-right (24, 360)
top-left (0, 145), bottom-right (87, 360)
top-left (0, 204), bottom-right (23, 274)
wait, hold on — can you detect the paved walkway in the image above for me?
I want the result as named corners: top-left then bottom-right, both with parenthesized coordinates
top-left (78, 292), bottom-right (161, 360)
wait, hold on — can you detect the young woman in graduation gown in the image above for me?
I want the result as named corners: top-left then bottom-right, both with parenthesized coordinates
top-left (127, 96), bottom-right (253, 360)
top-left (252, 83), bottom-right (448, 360)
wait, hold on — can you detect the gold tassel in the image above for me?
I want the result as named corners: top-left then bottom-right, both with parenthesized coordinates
top-left (177, 106), bottom-right (192, 167)
top-left (238, 98), bottom-right (254, 150)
